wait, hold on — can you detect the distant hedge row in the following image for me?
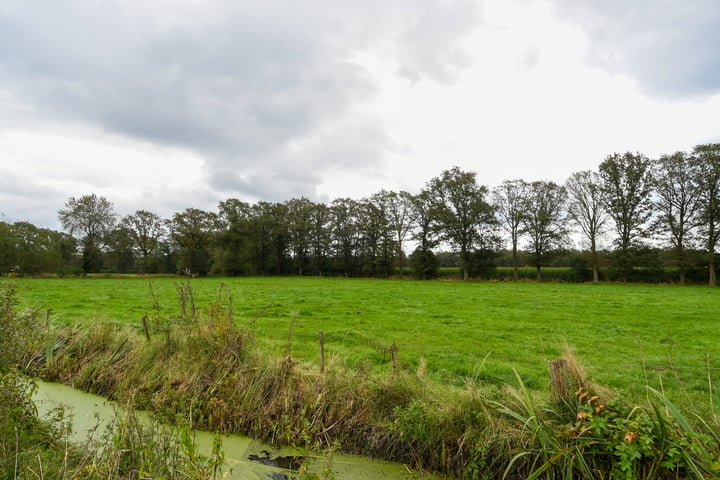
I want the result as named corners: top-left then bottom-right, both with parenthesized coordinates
top-left (434, 266), bottom-right (712, 284)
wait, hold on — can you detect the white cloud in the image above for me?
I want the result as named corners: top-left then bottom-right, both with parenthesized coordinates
top-left (1, 0), bottom-right (719, 231)
top-left (0, 128), bottom-right (207, 227)
top-left (547, 0), bottom-right (720, 98)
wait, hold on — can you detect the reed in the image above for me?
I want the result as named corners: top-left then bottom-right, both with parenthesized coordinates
top-left (0, 283), bottom-right (224, 480)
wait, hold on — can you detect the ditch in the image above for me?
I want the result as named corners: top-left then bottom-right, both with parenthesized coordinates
top-left (33, 380), bottom-right (437, 480)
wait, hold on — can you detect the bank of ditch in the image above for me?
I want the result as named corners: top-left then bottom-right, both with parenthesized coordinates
top-left (28, 316), bottom-right (508, 476)
top-left (12, 282), bottom-right (720, 479)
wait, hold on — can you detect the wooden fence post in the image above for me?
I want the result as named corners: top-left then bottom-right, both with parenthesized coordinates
top-left (142, 315), bottom-right (151, 341)
top-left (319, 330), bottom-right (325, 374)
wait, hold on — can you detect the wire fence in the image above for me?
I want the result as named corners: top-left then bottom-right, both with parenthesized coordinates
top-left (287, 330), bottom-right (720, 374)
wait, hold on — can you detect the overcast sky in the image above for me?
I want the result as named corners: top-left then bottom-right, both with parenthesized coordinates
top-left (1, 0), bottom-right (719, 231)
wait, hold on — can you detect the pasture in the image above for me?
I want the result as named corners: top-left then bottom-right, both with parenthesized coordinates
top-left (10, 276), bottom-right (720, 409)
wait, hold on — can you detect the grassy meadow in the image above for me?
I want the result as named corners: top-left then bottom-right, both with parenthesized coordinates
top-left (9, 276), bottom-right (720, 409)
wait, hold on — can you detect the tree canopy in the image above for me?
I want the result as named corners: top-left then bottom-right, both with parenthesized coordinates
top-left (57, 194), bottom-right (116, 273)
top-left (2, 143), bottom-right (719, 284)
top-left (425, 166), bottom-right (496, 280)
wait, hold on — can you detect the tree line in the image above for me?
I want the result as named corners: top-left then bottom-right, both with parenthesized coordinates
top-left (2, 143), bottom-right (720, 284)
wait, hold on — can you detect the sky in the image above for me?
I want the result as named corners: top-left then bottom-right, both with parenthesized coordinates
top-left (1, 0), bottom-right (719, 231)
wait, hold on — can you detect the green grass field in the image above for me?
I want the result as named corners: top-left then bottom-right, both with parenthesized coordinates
top-left (8, 276), bottom-right (720, 409)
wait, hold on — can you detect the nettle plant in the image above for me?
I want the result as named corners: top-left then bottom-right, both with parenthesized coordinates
top-left (569, 387), bottom-right (663, 479)
top-left (500, 370), bottom-right (720, 480)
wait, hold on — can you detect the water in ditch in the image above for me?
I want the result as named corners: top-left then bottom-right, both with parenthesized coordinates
top-left (33, 381), bottom-right (436, 479)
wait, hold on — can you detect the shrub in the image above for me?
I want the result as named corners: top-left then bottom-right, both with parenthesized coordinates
top-left (409, 247), bottom-right (439, 279)
top-left (0, 283), bottom-right (42, 373)
top-left (496, 370), bottom-right (720, 479)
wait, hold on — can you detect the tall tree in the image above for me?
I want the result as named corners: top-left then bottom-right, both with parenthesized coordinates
top-left (106, 225), bottom-right (135, 273)
top-left (308, 202), bottom-right (331, 275)
top-left (384, 190), bottom-right (414, 277)
top-left (492, 179), bottom-right (531, 280)
top-left (523, 181), bottom-right (568, 280)
top-left (357, 193), bottom-right (396, 277)
top-left (216, 199), bottom-right (253, 275)
top-left (409, 190), bottom-right (440, 280)
top-left (170, 208), bottom-right (218, 276)
top-left (691, 143), bottom-right (720, 285)
top-left (652, 152), bottom-right (699, 285)
top-left (248, 201), bottom-right (289, 275)
top-left (426, 166), bottom-right (495, 280)
top-left (0, 221), bottom-right (12, 274)
top-left (285, 197), bottom-right (315, 276)
top-left (57, 194), bottom-right (116, 273)
top-left (566, 170), bottom-right (607, 283)
top-left (121, 210), bottom-right (167, 273)
top-left (329, 198), bottom-right (361, 277)
top-left (0, 222), bottom-right (70, 275)
top-left (599, 152), bottom-right (654, 281)
top-left (410, 191), bottom-right (438, 253)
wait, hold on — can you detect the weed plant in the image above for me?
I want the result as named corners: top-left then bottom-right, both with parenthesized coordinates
top-left (496, 365), bottom-right (720, 479)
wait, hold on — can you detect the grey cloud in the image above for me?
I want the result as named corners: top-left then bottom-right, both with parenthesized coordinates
top-left (1, 4), bottom-right (373, 151)
top-left (549, 0), bottom-right (720, 99)
top-left (134, 184), bottom-right (221, 220)
top-left (394, 0), bottom-right (481, 83)
top-left (0, 172), bottom-right (67, 229)
top-left (0, 1), bottom-right (481, 205)
top-left (205, 115), bottom-right (394, 201)
top-left (207, 166), bottom-right (321, 203)
top-left (520, 47), bottom-right (540, 69)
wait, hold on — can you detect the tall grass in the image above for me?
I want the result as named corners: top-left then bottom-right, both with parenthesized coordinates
top-left (0, 376), bottom-right (226, 480)
top-left (0, 282), bottom-right (226, 480)
top-left (495, 355), bottom-right (720, 479)
top-left (12, 276), bottom-right (720, 414)
top-left (17, 281), bottom-right (720, 478)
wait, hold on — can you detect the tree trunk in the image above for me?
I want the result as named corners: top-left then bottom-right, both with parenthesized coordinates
top-left (397, 245), bottom-right (404, 279)
top-left (536, 264), bottom-right (542, 281)
top-left (591, 239), bottom-right (599, 283)
top-left (707, 229), bottom-right (716, 286)
top-left (461, 249), bottom-right (470, 280)
top-left (677, 244), bottom-right (685, 285)
top-left (710, 260), bottom-right (717, 286)
top-left (512, 242), bottom-right (519, 281)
